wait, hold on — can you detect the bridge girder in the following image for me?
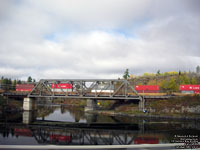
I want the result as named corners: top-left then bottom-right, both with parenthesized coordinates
top-left (28, 79), bottom-right (141, 100)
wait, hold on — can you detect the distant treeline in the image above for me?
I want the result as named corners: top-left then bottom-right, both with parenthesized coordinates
top-left (0, 76), bottom-right (21, 86)
top-left (0, 76), bottom-right (36, 90)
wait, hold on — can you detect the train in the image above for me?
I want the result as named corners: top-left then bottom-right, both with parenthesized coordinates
top-left (15, 83), bottom-right (200, 95)
top-left (135, 85), bottom-right (159, 93)
top-left (51, 83), bottom-right (72, 92)
top-left (179, 85), bottom-right (200, 94)
top-left (16, 84), bottom-right (35, 92)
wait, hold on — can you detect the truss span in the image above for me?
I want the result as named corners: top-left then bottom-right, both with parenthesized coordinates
top-left (28, 79), bottom-right (141, 100)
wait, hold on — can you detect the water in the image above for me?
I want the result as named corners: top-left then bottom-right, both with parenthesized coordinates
top-left (0, 104), bottom-right (200, 148)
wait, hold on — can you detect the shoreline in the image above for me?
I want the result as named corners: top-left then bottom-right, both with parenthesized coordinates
top-left (87, 109), bottom-right (200, 121)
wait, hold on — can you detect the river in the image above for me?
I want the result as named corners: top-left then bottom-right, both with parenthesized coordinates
top-left (0, 103), bottom-right (200, 148)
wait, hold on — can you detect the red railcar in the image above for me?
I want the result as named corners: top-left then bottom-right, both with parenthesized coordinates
top-left (51, 83), bottom-right (73, 92)
top-left (180, 85), bottom-right (200, 94)
top-left (51, 83), bottom-right (72, 89)
top-left (14, 128), bottom-right (32, 137)
top-left (135, 85), bottom-right (159, 93)
top-left (50, 134), bottom-right (71, 142)
top-left (134, 137), bottom-right (159, 144)
top-left (16, 84), bottom-right (34, 92)
top-left (180, 85), bottom-right (200, 91)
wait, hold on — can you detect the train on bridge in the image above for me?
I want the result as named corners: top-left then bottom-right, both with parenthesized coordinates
top-left (13, 83), bottom-right (200, 96)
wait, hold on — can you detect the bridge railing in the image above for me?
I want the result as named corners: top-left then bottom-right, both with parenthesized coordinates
top-left (28, 79), bottom-right (141, 100)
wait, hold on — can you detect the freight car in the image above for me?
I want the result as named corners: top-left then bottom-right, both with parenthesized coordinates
top-left (91, 84), bottom-right (114, 93)
top-left (50, 134), bottom-right (71, 143)
top-left (51, 83), bottom-right (73, 92)
top-left (134, 137), bottom-right (159, 144)
top-left (180, 85), bottom-right (200, 94)
top-left (14, 128), bottom-right (32, 137)
top-left (16, 84), bottom-right (35, 92)
top-left (135, 85), bottom-right (159, 93)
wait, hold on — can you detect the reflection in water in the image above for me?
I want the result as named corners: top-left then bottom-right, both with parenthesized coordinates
top-left (0, 104), bottom-right (200, 146)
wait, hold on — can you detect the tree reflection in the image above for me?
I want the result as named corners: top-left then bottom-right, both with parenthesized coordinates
top-left (37, 105), bottom-right (58, 118)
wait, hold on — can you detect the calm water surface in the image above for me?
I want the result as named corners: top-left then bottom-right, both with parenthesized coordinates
top-left (0, 104), bottom-right (200, 147)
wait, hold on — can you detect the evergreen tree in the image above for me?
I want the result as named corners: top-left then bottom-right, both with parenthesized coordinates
top-left (8, 78), bottom-right (12, 84)
top-left (196, 65), bottom-right (200, 74)
top-left (156, 70), bottom-right (161, 75)
top-left (2, 78), bottom-right (8, 84)
top-left (27, 76), bottom-right (32, 82)
top-left (17, 80), bottom-right (22, 84)
top-left (1, 76), bottom-right (4, 83)
top-left (123, 69), bottom-right (130, 79)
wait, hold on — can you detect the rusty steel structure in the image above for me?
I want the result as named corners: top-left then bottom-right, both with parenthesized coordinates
top-left (28, 79), bottom-right (142, 100)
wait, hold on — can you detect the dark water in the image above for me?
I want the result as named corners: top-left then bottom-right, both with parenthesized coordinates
top-left (0, 104), bottom-right (200, 147)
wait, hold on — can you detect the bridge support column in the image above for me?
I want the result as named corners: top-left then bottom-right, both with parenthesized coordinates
top-left (85, 99), bottom-right (97, 112)
top-left (23, 97), bottom-right (36, 111)
top-left (139, 98), bottom-right (145, 112)
top-left (23, 111), bottom-right (36, 124)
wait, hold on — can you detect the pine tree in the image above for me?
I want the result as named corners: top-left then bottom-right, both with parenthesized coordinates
top-left (156, 70), bottom-right (161, 75)
top-left (27, 76), bottom-right (32, 82)
top-left (17, 80), bottom-right (22, 84)
top-left (123, 69), bottom-right (130, 79)
top-left (196, 65), bottom-right (200, 74)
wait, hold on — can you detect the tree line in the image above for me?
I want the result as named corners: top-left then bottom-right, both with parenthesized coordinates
top-left (123, 66), bottom-right (200, 92)
top-left (0, 76), bottom-right (36, 90)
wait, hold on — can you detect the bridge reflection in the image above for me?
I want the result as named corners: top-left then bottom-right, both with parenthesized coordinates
top-left (0, 120), bottom-right (142, 145)
top-left (1, 121), bottom-right (200, 146)
top-left (25, 124), bottom-right (138, 145)
top-left (1, 107), bottom-right (200, 146)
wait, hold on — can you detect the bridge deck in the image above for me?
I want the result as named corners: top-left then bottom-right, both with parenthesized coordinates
top-left (3, 92), bottom-right (173, 99)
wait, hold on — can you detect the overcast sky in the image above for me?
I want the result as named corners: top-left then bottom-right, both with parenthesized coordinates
top-left (0, 0), bottom-right (200, 80)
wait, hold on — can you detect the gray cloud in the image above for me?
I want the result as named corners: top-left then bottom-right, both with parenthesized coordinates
top-left (0, 0), bottom-right (199, 80)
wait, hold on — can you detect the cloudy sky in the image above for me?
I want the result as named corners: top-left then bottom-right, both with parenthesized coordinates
top-left (0, 0), bottom-right (200, 80)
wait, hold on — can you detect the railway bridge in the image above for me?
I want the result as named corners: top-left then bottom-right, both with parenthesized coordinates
top-left (2, 79), bottom-right (174, 112)
top-left (23, 79), bottom-right (145, 111)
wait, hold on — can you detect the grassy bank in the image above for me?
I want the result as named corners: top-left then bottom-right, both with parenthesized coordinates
top-left (91, 95), bottom-right (200, 119)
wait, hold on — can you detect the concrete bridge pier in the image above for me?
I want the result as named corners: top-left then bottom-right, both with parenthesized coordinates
top-left (139, 98), bottom-right (145, 112)
top-left (23, 97), bottom-right (37, 111)
top-left (85, 99), bottom-right (97, 112)
top-left (23, 97), bottom-right (37, 124)
top-left (23, 111), bottom-right (36, 124)
top-left (138, 120), bottom-right (145, 134)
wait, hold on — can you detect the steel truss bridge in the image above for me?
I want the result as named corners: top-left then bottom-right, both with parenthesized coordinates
top-left (28, 79), bottom-right (142, 100)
